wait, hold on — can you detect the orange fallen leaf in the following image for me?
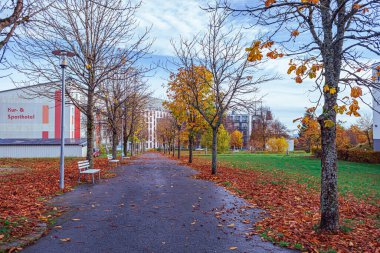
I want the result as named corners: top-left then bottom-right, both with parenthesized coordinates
top-left (229, 246), bottom-right (238, 250)
top-left (60, 238), bottom-right (71, 242)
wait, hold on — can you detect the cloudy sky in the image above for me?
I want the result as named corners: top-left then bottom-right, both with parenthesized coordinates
top-left (1, 0), bottom-right (374, 130)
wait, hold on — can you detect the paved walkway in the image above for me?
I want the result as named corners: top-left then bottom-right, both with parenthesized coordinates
top-left (23, 153), bottom-right (295, 253)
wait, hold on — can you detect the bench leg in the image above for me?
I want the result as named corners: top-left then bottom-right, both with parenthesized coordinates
top-left (92, 174), bottom-right (95, 184)
top-left (98, 171), bottom-right (101, 180)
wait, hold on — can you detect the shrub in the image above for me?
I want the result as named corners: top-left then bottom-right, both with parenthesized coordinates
top-left (312, 148), bottom-right (380, 164)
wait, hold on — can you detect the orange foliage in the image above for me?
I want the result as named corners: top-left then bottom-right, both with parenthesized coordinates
top-left (0, 158), bottom-right (114, 242)
top-left (179, 157), bottom-right (380, 252)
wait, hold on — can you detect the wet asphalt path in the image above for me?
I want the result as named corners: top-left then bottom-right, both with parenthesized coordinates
top-left (23, 153), bottom-right (295, 253)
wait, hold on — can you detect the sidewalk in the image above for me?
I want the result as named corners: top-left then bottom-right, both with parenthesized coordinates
top-left (22, 153), bottom-right (295, 253)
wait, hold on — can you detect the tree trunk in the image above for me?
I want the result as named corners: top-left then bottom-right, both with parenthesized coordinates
top-left (366, 131), bottom-right (372, 148)
top-left (112, 128), bottom-right (118, 159)
top-left (123, 127), bottom-right (128, 157)
top-left (319, 119), bottom-right (339, 231)
top-left (131, 140), bottom-right (134, 156)
top-left (188, 134), bottom-right (193, 163)
top-left (177, 135), bottom-right (181, 159)
top-left (211, 127), bottom-right (218, 174)
top-left (163, 143), bottom-right (166, 154)
top-left (86, 91), bottom-right (95, 168)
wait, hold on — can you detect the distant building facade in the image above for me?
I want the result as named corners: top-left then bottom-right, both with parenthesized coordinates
top-left (373, 63), bottom-right (380, 151)
top-left (225, 112), bottom-right (254, 147)
top-left (144, 97), bottom-right (169, 149)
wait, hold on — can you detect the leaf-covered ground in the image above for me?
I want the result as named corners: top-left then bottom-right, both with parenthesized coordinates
top-left (178, 154), bottom-right (380, 252)
top-left (0, 157), bottom-right (116, 244)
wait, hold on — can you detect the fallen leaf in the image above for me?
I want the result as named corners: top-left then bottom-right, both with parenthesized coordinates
top-left (229, 246), bottom-right (238, 250)
top-left (54, 225), bottom-right (62, 229)
top-left (60, 238), bottom-right (71, 242)
top-left (0, 234), bottom-right (4, 239)
top-left (227, 223), bottom-right (235, 228)
top-left (71, 218), bottom-right (80, 221)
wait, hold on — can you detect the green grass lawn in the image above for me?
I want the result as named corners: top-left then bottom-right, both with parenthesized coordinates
top-left (194, 152), bottom-right (380, 200)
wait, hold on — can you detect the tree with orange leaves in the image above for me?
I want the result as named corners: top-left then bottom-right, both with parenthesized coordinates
top-left (212, 0), bottom-right (380, 231)
top-left (297, 110), bottom-right (321, 152)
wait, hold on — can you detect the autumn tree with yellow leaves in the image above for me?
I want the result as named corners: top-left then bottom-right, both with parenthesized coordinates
top-left (230, 130), bottom-right (243, 150)
top-left (212, 0), bottom-right (380, 231)
top-left (164, 66), bottom-right (212, 163)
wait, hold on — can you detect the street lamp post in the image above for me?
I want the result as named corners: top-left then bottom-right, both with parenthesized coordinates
top-left (52, 50), bottom-right (75, 190)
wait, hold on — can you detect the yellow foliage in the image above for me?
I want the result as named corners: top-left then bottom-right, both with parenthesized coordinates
top-left (329, 87), bottom-right (337, 95)
top-left (267, 137), bottom-right (289, 153)
top-left (296, 65), bottom-right (307, 75)
top-left (301, 0), bottom-right (319, 3)
top-left (324, 120), bottom-right (335, 128)
top-left (323, 85), bottom-right (330, 93)
top-left (247, 41), bottom-right (263, 62)
top-left (165, 65), bottom-right (213, 137)
top-left (230, 130), bottom-right (243, 149)
top-left (287, 64), bottom-right (297, 74)
top-left (308, 72), bottom-right (316, 79)
top-left (333, 104), bottom-right (347, 115)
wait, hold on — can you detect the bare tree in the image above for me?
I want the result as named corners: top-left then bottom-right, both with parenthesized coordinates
top-left (0, 0), bottom-right (51, 67)
top-left (99, 69), bottom-right (147, 159)
top-left (122, 90), bottom-right (150, 157)
top-left (13, 0), bottom-right (152, 168)
top-left (171, 9), bottom-right (274, 174)
top-left (357, 114), bottom-right (373, 148)
top-left (156, 115), bottom-right (176, 155)
top-left (213, 0), bottom-right (380, 231)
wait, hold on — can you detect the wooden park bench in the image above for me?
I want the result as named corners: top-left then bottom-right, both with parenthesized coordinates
top-left (121, 155), bottom-right (130, 161)
top-left (107, 154), bottom-right (120, 166)
top-left (78, 160), bottom-right (100, 184)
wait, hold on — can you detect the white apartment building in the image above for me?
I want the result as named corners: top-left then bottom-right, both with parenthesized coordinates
top-left (144, 97), bottom-right (169, 149)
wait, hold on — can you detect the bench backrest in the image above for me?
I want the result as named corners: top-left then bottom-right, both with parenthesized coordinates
top-left (78, 160), bottom-right (90, 172)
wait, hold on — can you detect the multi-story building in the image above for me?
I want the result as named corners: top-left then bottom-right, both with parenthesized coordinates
top-left (373, 63), bottom-right (380, 151)
top-left (0, 83), bottom-right (83, 139)
top-left (144, 97), bottom-right (169, 149)
top-left (225, 112), bottom-right (253, 147)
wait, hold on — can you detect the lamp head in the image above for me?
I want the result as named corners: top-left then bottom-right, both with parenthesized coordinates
top-left (52, 50), bottom-right (76, 67)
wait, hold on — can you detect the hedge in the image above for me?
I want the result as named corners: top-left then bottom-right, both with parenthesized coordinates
top-left (312, 148), bottom-right (380, 164)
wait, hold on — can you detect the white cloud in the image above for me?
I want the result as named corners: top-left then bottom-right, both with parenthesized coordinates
top-left (136, 0), bottom-right (207, 56)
